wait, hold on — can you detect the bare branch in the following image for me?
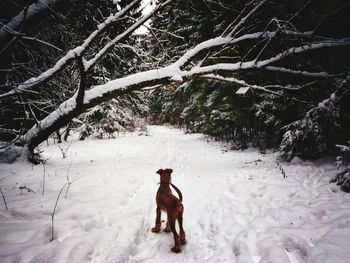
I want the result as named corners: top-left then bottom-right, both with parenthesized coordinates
top-left (0, 185), bottom-right (8, 209)
top-left (21, 36), bottom-right (63, 52)
top-left (75, 56), bottom-right (86, 106)
top-left (0, 0), bottom-right (65, 46)
top-left (51, 180), bottom-right (67, 242)
top-left (199, 73), bottom-right (284, 96)
top-left (225, 0), bottom-right (268, 37)
top-left (198, 73), bottom-right (312, 104)
top-left (84, 0), bottom-right (172, 71)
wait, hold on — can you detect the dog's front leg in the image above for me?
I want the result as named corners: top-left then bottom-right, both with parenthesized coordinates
top-left (151, 207), bottom-right (161, 233)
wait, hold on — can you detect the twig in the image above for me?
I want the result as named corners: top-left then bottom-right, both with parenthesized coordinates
top-left (57, 141), bottom-right (72, 159)
top-left (51, 182), bottom-right (68, 242)
top-left (21, 36), bottom-right (63, 52)
top-left (19, 185), bottom-right (36, 194)
top-left (0, 185), bottom-right (8, 209)
top-left (64, 162), bottom-right (73, 198)
top-left (244, 159), bottom-right (262, 165)
top-left (42, 163), bottom-right (46, 195)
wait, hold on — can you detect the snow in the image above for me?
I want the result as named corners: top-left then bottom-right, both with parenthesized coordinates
top-left (1, 126), bottom-right (350, 263)
top-left (174, 36), bottom-right (232, 68)
top-left (236, 87), bottom-right (251, 94)
top-left (170, 74), bottom-right (183, 83)
top-left (0, 146), bottom-right (22, 164)
top-left (134, 0), bottom-right (154, 35)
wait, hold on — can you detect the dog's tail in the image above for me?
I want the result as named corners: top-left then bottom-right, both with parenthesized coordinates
top-left (170, 183), bottom-right (183, 203)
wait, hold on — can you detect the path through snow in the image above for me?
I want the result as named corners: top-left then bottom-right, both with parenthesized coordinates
top-left (0, 126), bottom-right (350, 263)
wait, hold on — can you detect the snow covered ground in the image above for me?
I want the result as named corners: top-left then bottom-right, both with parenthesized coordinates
top-left (0, 126), bottom-right (350, 263)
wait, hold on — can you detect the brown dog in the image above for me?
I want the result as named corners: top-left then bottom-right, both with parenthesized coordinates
top-left (152, 168), bottom-right (186, 253)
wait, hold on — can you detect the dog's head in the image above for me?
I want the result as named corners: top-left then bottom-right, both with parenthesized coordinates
top-left (156, 168), bottom-right (173, 184)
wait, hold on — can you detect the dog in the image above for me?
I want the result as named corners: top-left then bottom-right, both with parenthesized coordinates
top-left (151, 168), bottom-right (186, 253)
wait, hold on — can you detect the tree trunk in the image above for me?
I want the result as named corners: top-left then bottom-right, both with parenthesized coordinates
top-left (26, 75), bottom-right (174, 153)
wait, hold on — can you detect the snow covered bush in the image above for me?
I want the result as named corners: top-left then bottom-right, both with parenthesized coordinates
top-left (279, 93), bottom-right (341, 161)
top-left (330, 143), bottom-right (350, 192)
top-left (75, 94), bottom-right (148, 140)
top-left (279, 118), bottom-right (328, 161)
top-left (77, 99), bottom-right (133, 140)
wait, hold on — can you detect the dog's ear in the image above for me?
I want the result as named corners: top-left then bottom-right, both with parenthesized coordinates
top-left (156, 169), bottom-right (163, 175)
top-left (165, 168), bottom-right (173, 174)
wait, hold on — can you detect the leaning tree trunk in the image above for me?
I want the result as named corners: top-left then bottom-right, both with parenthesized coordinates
top-left (26, 72), bottom-right (176, 152)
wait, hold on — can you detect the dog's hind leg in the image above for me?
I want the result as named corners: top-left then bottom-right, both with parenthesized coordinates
top-left (151, 207), bottom-right (161, 233)
top-left (178, 206), bottom-right (186, 245)
top-left (168, 211), bottom-right (181, 253)
top-left (164, 220), bottom-right (171, 233)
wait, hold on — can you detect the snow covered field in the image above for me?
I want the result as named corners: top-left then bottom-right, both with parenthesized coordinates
top-left (0, 126), bottom-right (350, 263)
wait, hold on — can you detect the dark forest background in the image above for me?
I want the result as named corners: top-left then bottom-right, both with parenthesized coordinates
top-left (0, 0), bottom-right (349, 169)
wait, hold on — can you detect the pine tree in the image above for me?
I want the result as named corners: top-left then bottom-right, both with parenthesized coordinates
top-left (331, 142), bottom-right (350, 192)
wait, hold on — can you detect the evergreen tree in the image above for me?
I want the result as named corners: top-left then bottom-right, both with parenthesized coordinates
top-left (148, 0), bottom-right (350, 159)
top-left (331, 142), bottom-right (350, 192)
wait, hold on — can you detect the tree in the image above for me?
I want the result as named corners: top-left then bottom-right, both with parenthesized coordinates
top-left (149, 0), bottom-right (350, 158)
top-left (0, 0), bottom-right (144, 144)
top-left (331, 139), bottom-right (350, 192)
top-left (280, 78), bottom-right (350, 160)
top-left (0, 0), bottom-right (349, 162)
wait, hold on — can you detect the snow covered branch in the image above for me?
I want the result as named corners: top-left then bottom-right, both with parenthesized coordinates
top-left (173, 30), bottom-right (313, 69)
top-left (264, 66), bottom-right (334, 78)
top-left (163, 41), bottom-right (348, 89)
top-left (84, 0), bottom-right (172, 71)
top-left (25, 35), bottom-right (350, 152)
top-left (256, 41), bottom-right (350, 68)
top-left (0, 0), bottom-right (153, 100)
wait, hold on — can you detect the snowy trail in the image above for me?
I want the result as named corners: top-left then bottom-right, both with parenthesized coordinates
top-left (1, 126), bottom-right (350, 263)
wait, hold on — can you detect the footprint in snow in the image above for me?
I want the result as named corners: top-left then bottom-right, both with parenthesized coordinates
top-left (311, 209), bottom-right (327, 219)
top-left (250, 193), bottom-right (258, 199)
top-left (282, 237), bottom-right (308, 260)
top-left (84, 219), bottom-right (98, 231)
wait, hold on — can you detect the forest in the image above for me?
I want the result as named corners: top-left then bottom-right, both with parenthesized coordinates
top-left (0, 0), bottom-right (350, 262)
